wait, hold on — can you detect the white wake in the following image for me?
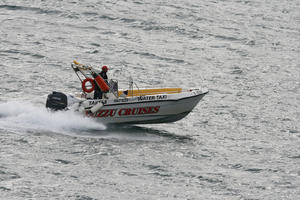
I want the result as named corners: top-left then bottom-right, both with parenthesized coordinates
top-left (0, 101), bottom-right (106, 134)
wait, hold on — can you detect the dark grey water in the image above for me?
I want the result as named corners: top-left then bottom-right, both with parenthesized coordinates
top-left (0, 0), bottom-right (300, 199)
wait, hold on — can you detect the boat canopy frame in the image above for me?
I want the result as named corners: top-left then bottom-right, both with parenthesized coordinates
top-left (71, 61), bottom-right (119, 98)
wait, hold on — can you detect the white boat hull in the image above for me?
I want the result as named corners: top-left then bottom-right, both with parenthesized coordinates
top-left (71, 89), bottom-right (208, 124)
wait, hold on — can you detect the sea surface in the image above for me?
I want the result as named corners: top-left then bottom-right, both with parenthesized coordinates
top-left (0, 0), bottom-right (299, 199)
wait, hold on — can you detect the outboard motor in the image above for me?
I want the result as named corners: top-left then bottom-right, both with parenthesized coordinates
top-left (46, 91), bottom-right (68, 111)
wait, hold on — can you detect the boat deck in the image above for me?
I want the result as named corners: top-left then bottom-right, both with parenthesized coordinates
top-left (117, 88), bottom-right (182, 97)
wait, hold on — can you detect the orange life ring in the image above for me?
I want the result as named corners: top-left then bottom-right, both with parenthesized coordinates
top-left (82, 78), bottom-right (95, 93)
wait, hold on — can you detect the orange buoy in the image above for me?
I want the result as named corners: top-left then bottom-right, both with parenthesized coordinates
top-left (82, 78), bottom-right (95, 93)
top-left (92, 72), bottom-right (110, 93)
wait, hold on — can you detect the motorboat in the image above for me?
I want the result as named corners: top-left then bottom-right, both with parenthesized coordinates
top-left (45, 61), bottom-right (208, 124)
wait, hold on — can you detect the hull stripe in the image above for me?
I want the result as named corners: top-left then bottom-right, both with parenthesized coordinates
top-left (102, 92), bottom-right (207, 107)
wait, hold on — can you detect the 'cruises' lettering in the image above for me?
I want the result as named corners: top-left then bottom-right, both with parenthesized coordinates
top-left (87, 106), bottom-right (160, 118)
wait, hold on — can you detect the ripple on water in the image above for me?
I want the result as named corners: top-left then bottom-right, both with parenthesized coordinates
top-left (54, 159), bottom-right (73, 165)
top-left (0, 186), bottom-right (11, 191)
top-left (0, 5), bottom-right (62, 15)
top-left (0, 168), bottom-right (21, 181)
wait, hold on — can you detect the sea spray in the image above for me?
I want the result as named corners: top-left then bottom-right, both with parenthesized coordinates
top-left (0, 101), bottom-right (106, 133)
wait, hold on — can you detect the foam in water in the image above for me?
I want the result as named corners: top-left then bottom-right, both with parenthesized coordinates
top-left (0, 101), bottom-right (106, 134)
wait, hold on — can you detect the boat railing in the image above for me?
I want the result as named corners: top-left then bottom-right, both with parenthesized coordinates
top-left (108, 79), bottom-right (119, 98)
